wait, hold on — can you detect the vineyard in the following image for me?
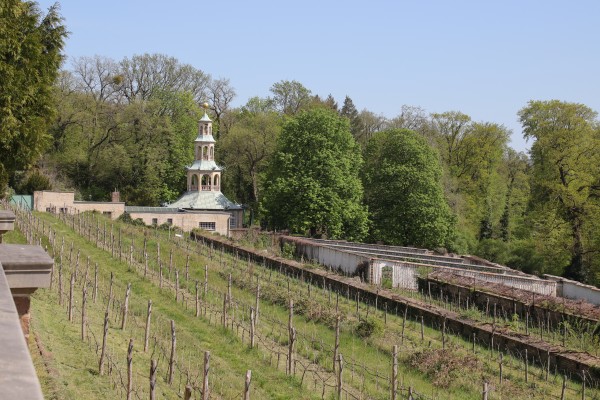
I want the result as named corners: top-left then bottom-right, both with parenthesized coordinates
top-left (6, 204), bottom-right (600, 399)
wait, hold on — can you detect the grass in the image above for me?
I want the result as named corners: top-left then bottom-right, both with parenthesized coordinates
top-left (11, 208), bottom-right (600, 399)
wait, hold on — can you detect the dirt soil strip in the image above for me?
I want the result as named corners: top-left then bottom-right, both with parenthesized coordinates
top-left (428, 269), bottom-right (600, 322)
top-left (34, 332), bottom-right (63, 399)
top-left (193, 231), bottom-right (600, 384)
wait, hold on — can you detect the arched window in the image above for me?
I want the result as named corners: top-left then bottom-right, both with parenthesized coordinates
top-left (209, 126), bottom-right (212, 134)
top-left (201, 174), bottom-right (211, 191)
top-left (209, 146), bottom-right (214, 159)
top-left (203, 146), bottom-right (209, 160)
top-left (191, 174), bottom-right (199, 191)
top-left (213, 174), bottom-right (219, 189)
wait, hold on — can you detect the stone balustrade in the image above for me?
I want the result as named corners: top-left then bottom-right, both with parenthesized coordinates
top-left (0, 209), bottom-right (48, 399)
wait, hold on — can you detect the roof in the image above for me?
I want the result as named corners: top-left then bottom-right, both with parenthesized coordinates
top-left (167, 191), bottom-right (242, 210)
top-left (194, 134), bottom-right (215, 143)
top-left (199, 112), bottom-right (212, 122)
top-left (187, 160), bottom-right (222, 172)
top-left (125, 206), bottom-right (182, 213)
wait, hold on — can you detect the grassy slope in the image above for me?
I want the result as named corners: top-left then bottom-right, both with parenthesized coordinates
top-left (12, 210), bottom-right (599, 399)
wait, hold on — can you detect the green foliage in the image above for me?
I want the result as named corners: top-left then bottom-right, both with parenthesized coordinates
top-left (0, 163), bottom-right (8, 199)
top-left (363, 129), bottom-right (455, 249)
top-left (269, 80), bottom-right (312, 115)
top-left (13, 169), bottom-right (52, 194)
top-left (0, 1), bottom-right (67, 179)
top-left (355, 317), bottom-right (383, 338)
top-left (263, 108), bottom-right (368, 240)
top-left (519, 100), bottom-right (600, 283)
top-left (280, 242), bottom-right (296, 259)
top-left (219, 107), bottom-right (281, 216)
top-left (116, 212), bottom-right (145, 227)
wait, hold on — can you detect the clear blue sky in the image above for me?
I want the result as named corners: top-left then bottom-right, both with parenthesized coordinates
top-left (37, 0), bottom-right (600, 152)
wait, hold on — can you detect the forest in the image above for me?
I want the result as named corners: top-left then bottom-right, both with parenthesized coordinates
top-left (2, 1), bottom-right (600, 286)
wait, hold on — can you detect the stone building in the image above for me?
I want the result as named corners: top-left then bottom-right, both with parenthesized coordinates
top-left (33, 108), bottom-right (243, 236)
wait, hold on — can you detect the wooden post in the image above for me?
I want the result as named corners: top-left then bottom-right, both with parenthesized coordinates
top-left (175, 269), bottom-right (179, 302)
top-left (581, 372), bottom-right (586, 400)
top-left (333, 315), bottom-right (340, 373)
top-left (159, 262), bottom-right (163, 288)
top-left (107, 272), bottom-right (114, 314)
top-left (420, 315), bottom-right (424, 341)
top-left (250, 307), bottom-right (256, 349)
top-left (560, 375), bottom-right (567, 400)
top-left (204, 265), bottom-right (208, 297)
top-left (93, 263), bottom-right (98, 303)
top-left (169, 248), bottom-right (173, 272)
top-left (227, 273), bottom-right (232, 306)
top-left (401, 303), bottom-right (407, 345)
top-left (144, 252), bottom-right (148, 278)
top-left (202, 351), bottom-right (210, 400)
top-left (99, 311), bottom-right (109, 375)
top-left (525, 348), bottom-right (529, 383)
top-left (195, 280), bottom-right (200, 317)
top-left (58, 261), bottom-right (63, 305)
top-left (243, 370), bottom-right (252, 400)
top-left (391, 345), bottom-right (398, 400)
top-left (127, 338), bottom-right (133, 400)
top-left (336, 353), bottom-right (343, 400)
top-left (144, 300), bottom-right (152, 352)
top-left (185, 254), bottom-right (190, 282)
top-left (222, 293), bottom-right (227, 328)
top-left (150, 359), bottom-right (157, 400)
top-left (168, 320), bottom-right (176, 385)
top-left (184, 385), bottom-right (192, 400)
top-left (255, 284), bottom-right (260, 326)
top-left (81, 282), bottom-right (87, 340)
top-left (482, 381), bottom-right (488, 400)
top-left (122, 283), bottom-right (131, 330)
top-left (68, 272), bottom-right (74, 322)
top-left (288, 327), bottom-right (296, 375)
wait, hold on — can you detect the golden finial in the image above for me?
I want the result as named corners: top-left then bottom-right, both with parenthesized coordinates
top-left (202, 102), bottom-right (209, 110)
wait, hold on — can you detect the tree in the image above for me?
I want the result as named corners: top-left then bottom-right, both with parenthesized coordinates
top-left (363, 129), bottom-right (455, 248)
top-left (269, 80), bottom-right (311, 115)
top-left (262, 108), bottom-right (368, 240)
top-left (519, 100), bottom-right (600, 283)
top-left (339, 96), bottom-right (361, 140)
top-left (220, 108), bottom-right (280, 211)
top-left (0, 0), bottom-right (67, 180)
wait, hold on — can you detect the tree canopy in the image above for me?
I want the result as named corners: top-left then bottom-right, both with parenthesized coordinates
top-left (0, 0), bottom-right (67, 191)
top-left (519, 100), bottom-right (600, 283)
top-left (363, 129), bottom-right (455, 249)
top-left (262, 108), bottom-right (368, 240)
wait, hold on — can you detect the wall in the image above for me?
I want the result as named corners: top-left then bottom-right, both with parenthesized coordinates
top-left (33, 191), bottom-right (75, 212)
top-left (544, 275), bottom-right (600, 306)
top-left (290, 237), bottom-right (556, 296)
top-left (192, 231), bottom-right (600, 383)
top-left (72, 201), bottom-right (125, 218)
top-left (128, 211), bottom-right (233, 236)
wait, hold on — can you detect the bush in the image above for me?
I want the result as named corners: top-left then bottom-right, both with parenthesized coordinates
top-left (355, 317), bottom-right (383, 338)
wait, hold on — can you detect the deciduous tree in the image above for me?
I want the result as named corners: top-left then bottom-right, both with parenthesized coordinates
top-left (363, 129), bottom-right (455, 248)
top-left (519, 100), bottom-right (600, 283)
top-left (0, 0), bottom-right (67, 182)
top-left (262, 108), bottom-right (368, 240)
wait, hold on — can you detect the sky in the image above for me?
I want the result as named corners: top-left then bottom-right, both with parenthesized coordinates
top-left (36, 0), bottom-right (600, 152)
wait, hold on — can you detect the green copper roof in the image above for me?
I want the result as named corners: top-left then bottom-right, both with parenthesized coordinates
top-left (168, 190), bottom-right (242, 210)
top-left (200, 112), bottom-right (212, 122)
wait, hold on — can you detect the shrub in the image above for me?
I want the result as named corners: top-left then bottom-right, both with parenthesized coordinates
top-left (355, 317), bottom-right (383, 338)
